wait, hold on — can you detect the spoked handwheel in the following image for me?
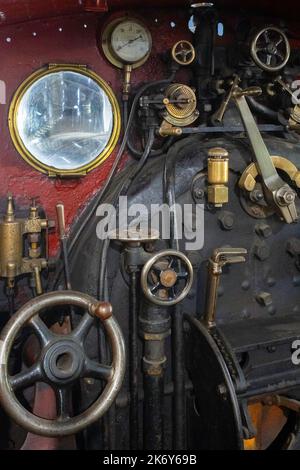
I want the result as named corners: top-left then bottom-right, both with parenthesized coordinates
top-left (0, 291), bottom-right (126, 437)
top-left (172, 40), bottom-right (196, 66)
top-left (141, 250), bottom-right (194, 306)
top-left (250, 26), bottom-right (291, 72)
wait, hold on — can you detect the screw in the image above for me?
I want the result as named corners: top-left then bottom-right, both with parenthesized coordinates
top-left (286, 238), bottom-right (300, 256)
top-left (253, 241), bottom-right (270, 261)
top-left (218, 211), bottom-right (235, 231)
top-left (267, 277), bottom-right (276, 287)
top-left (255, 223), bottom-right (272, 238)
top-left (241, 280), bottom-right (250, 291)
top-left (250, 189), bottom-right (264, 203)
top-left (268, 305), bottom-right (276, 316)
top-left (194, 188), bottom-right (205, 199)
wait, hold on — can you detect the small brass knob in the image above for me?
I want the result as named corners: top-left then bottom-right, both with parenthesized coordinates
top-left (92, 302), bottom-right (113, 321)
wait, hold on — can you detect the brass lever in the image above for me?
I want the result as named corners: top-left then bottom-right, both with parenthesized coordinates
top-left (203, 248), bottom-right (247, 329)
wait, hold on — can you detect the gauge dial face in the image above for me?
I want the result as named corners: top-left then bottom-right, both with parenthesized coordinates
top-left (110, 20), bottom-right (151, 64)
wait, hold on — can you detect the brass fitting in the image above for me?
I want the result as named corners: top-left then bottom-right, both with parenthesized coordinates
top-left (207, 148), bottom-right (229, 207)
top-left (289, 105), bottom-right (300, 132)
top-left (158, 121), bottom-right (183, 137)
top-left (91, 301), bottom-right (113, 321)
top-left (0, 195), bottom-right (54, 293)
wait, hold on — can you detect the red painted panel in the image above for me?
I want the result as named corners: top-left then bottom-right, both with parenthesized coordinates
top-left (0, 0), bottom-right (298, 27)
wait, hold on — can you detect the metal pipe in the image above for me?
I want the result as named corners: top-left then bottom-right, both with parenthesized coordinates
top-left (140, 302), bottom-right (170, 450)
top-left (172, 306), bottom-right (186, 449)
top-left (129, 271), bottom-right (139, 449)
top-left (143, 374), bottom-right (164, 449)
top-left (164, 147), bottom-right (185, 450)
top-left (247, 96), bottom-right (278, 121)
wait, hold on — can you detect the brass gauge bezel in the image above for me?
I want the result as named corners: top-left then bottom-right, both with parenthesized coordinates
top-left (8, 64), bottom-right (121, 177)
top-left (101, 17), bottom-right (152, 69)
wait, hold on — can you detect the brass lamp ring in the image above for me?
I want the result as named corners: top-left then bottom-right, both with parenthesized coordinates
top-left (8, 65), bottom-right (121, 177)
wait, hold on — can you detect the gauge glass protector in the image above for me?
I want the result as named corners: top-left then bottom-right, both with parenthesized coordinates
top-left (111, 20), bottom-right (151, 63)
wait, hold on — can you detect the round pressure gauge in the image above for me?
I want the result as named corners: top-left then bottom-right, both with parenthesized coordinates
top-left (102, 18), bottom-right (152, 69)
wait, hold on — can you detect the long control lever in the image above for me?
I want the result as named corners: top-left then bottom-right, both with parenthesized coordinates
top-left (203, 248), bottom-right (247, 329)
top-left (214, 77), bottom-right (298, 223)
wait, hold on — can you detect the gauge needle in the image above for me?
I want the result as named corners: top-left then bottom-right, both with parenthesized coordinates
top-left (116, 35), bottom-right (143, 51)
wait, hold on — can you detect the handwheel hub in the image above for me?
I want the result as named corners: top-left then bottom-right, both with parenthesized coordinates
top-left (43, 340), bottom-right (84, 384)
top-left (160, 269), bottom-right (178, 288)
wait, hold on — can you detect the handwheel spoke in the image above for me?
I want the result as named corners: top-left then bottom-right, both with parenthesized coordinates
top-left (56, 387), bottom-right (72, 419)
top-left (264, 31), bottom-right (271, 43)
top-left (168, 286), bottom-right (176, 299)
top-left (9, 363), bottom-right (43, 391)
top-left (177, 271), bottom-right (188, 280)
top-left (152, 266), bottom-right (162, 276)
top-left (275, 51), bottom-right (284, 61)
top-left (29, 316), bottom-right (53, 347)
top-left (150, 282), bottom-right (161, 294)
top-left (84, 358), bottom-right (112, 381)
top-left (72, 313), bottom-right (95, 342)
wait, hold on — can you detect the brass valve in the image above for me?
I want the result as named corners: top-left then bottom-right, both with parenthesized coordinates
top-left (207, 147), bottom-right (229, 207)
top-left (0, 195), bottom-right (54, 295)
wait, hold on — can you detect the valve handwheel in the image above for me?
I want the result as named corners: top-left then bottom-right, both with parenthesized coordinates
top-left (0, 291), bottom-right (126, 437)
top-left (141, 250), bottom-right (194, 306)
top-left (172, 40), bottom-right (196, 66)
top-left (250, 26), bottom-right (290, 72)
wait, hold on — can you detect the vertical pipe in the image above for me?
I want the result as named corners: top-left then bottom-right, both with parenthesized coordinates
top-left (129, 270), bottom-right (139, 449)
top-left (144, 374), bottom-right (164, 450)
top-left (140, 302), bottom-right (170, 450)
top-left (172, 305), bottom-right (185, 449)
top-left (164, 155), bottom-right (185, 449)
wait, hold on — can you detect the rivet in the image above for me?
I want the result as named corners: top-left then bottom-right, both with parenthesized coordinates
top-left (241, 280), bottom-right (250, 291)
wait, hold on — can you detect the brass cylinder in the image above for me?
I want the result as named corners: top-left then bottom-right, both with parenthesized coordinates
top-left (207, 148), bottom-right (229, 206)
top-left (207, 148), bottom-right (229, 185)
top-left (0, 220), bottom-right (23, 278)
